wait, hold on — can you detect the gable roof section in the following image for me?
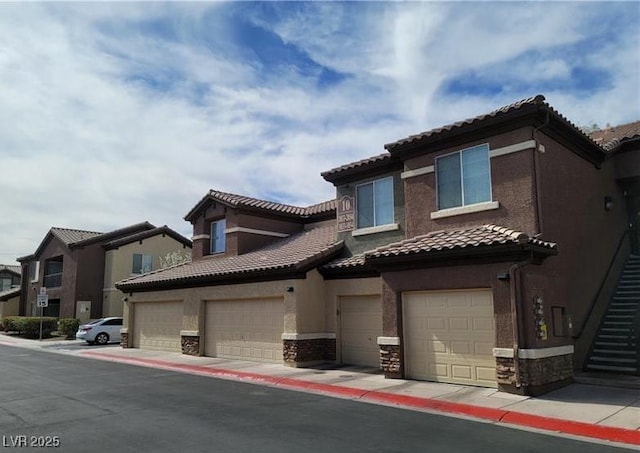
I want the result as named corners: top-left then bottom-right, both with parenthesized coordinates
top-left (184, 189), bottom-right (336, 222)
top-left (0, 264), bottom-right (22, 276)
top-left (18, 222), bottom-right (156, 261)
top-left (384, 95), bottom-right (603, 162)
top-left (103, 226), bottom-right (192, 250)
top-left (321, 95), bottom-right (609, 185)
top-left (116, 224), bottom-right (343, 291)
top-left (51, 227), bottom-right (103, 246)
top-left (589, 121), bottom-right (640, 153)
top-left (322, 224), bottom-right (557, 276)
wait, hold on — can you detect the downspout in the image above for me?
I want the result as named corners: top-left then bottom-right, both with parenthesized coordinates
top-left (531, 110), bottom-right (550, 236)
top-left (509, 254), bottom-right (534, 389)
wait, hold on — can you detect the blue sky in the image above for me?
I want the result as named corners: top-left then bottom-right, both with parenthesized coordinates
top-left (0, 1), bottom-right (638, 264)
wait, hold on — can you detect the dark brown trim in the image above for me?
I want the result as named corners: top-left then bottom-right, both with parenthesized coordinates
top-left (321, 156), bottom-right (403, 186)
top-left (103, 226), bottom-right (192, 250)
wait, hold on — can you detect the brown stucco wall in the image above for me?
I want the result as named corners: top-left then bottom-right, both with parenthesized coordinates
top-left (190, 202), bottom-right (305, 259)
top-left (74, 244), bottom-right (106, 319)
top-left (381, 262), bottom-right (515, 351)
top-left (190, 202), bottom-right (226, 260)
top-left (534, 132), bottom-right (628, 367)
top-left (22, 236), bottom-right (79, 318)
top-left (403, 127), bottom-right (538, 238)
top-left (614, 148), bottom-right (640, 181)
top-left (335, 170), bottom-right (406, 255)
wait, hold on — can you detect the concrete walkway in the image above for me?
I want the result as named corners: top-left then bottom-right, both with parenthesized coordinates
top-left (2, 334), bottom-right (639, 449)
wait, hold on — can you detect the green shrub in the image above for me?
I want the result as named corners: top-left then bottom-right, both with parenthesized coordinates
top-left (58, 318), bottom-right (80, 339)
top-left (1, 316), bottom-right (22, 332)
top-left (1, 317), bottom-right (58, 338)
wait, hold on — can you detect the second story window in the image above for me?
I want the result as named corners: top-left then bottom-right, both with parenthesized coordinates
top-left (29, 261), bottom-right (39, 283)
top-left (210, 219), bottom-right (226, 254)
top-left (132, 254), bottom-right (153, 274)
top-left (43, 258), bottom-right (63, 288)
top-left (436, 144), bottom-right (491, 210)
top-left (356, 177), bottom-right (394, 229)
top-left (0, 277), bottom-right (11, 291)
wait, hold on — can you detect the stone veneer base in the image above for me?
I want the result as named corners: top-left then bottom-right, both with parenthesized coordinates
top-left (496, 354), bottom-right (574, 396)
top-left (380, 344), bottom-right (402, 378)
top-left (120, 332), bottom-right (130, 349)
top-left (283, 338), bottom-right (336, 365)
top-left (181, 335), bottom-right (200, 356)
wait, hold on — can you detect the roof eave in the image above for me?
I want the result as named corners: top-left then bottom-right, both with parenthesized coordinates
top-left (366, 243), bottom-right (557, 270)
top-left (321, 158), bottom-right (403, 186)
top-left (117, 242), bottom-right (344, 293)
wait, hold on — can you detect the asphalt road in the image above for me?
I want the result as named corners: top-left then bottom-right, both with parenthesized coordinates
top-left (0, 345), bottom-right (633, 453)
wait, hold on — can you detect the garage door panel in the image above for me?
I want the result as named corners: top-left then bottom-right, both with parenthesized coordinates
top-left (340, 295), bottom-right (382, 367)
top-left (404, 290), bottom-right (496, 388)
top-left (133, 302), bottom-right (182, 352)
top-left (205, 298), bottom-right (284, 363)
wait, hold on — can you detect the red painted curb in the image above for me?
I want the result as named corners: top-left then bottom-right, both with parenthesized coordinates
top-left (501, 412), bottom-right (640, 445)
top-left (363, 391), bottom-right (508, 421)
top-left (80, 352), bottom-right (640, 446)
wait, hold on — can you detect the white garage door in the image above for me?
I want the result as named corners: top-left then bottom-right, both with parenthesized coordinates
top-left (340, 295), bottom-right (382, 367)
top-left (403, 290), bottom-right (496, 387)
top-left (133, 301), bottom-right (182, 352)
top-left (204, 298), bottom-right (284, 363)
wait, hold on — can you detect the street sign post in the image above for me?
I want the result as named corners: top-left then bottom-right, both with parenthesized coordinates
top-left (37, 288), bottom-right (48, 341)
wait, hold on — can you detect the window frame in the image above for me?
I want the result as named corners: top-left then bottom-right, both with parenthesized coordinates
top-left (210, 219), bottom-right (227, 255)
top-left (131, 253), bottom-right (153, 275)
top-left (0, 277), bottom-right (11, 291)
top-left (355, 176), bottom-right (395, 229)
top-left (29, 261), bottom-right (40, 283)
top-left (435, 143), bottom-right (492, 211)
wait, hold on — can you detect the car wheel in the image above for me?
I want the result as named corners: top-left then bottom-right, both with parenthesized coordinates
top-left (95, 333), bottom-right (109, 345)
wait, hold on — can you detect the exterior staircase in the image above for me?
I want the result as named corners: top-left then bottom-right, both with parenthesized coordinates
top-left (585, 255), bottom-right (640, 375)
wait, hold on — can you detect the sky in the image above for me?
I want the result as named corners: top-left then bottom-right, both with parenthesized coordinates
top-left (1, 1), bottom-right (639, 265)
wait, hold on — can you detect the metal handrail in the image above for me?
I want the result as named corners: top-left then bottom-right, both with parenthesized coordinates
top-left (572, 229), bottom-right (630, 339)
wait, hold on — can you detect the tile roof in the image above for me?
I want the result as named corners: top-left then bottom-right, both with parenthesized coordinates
top-left (116, 224), bottom-right (343, 290)
top-left (322, 254), bottom-right (366, 270)
top-left (103, 226), bottom-right (192, 250)
top-left (322, 94), bottom-right (608, 182)
top-left (321, 153), bottom-right (395, 181)
top-left (0, 264), bottom-right (21, 275)
top-left (322, 225), bottom-right (557, 273)
top-left (185, 189), bottom-right (336, 221)
top-left (365, 225), bottom-right (557, 260)
top-left (384, 95), bottom-right (548, 151)
top-left (18, 222), bottom-right (156, 261)
top-left (589, 121), bottom-right (640, 152)
top-left (51, 227), bottom-right (103, 246)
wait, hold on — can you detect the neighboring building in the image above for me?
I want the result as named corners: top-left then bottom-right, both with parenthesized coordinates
top-left (0, 264), bottom-right (21, 292)
top-left (102, 226), bottom-right (192, 318)
top-left (117, 95), bottom-right (639, 395)
top-left (0, 287), bottom-right (20, 318)
top-left (17, 222), bottom-right (191, 322)
top-left (0, 265), bottom-right (22, 318)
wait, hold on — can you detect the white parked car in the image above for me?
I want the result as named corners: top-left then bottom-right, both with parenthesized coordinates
top-left (76, 317), bottom-right (123, 345)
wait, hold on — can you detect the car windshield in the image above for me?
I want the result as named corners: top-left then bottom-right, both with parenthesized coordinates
top-left (86, 319), bottom-right (105, 325)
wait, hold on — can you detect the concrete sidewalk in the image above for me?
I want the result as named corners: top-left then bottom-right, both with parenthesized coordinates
top-left (1, 334), bottom-right (639, 448)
